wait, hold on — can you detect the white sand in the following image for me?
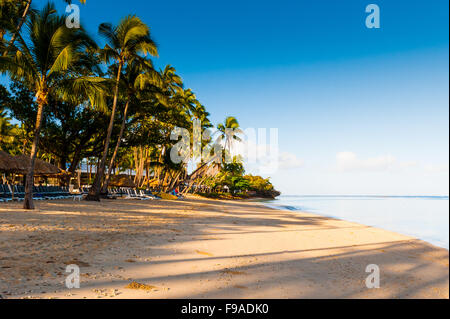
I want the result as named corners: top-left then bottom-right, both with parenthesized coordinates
top-left (0, 196), bottom-right (448, 299)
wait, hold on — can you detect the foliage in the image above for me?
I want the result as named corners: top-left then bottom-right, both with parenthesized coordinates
top-left (207, 158), bottom-right (276, 195)
top-left (0, 1), bottom-right (279, 208)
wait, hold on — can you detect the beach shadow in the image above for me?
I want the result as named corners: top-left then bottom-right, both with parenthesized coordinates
top-left (0, 198), bottom-right (448, 298)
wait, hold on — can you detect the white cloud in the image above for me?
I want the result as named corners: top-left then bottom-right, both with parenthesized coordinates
top-left (335, 152), bottom-right (449, 183)
top-left (336, 151), bottom-right (398, 172)
top-left (424, 163), bottom-right (449, 174)
top-left (234, 139), bottom-right (303, 173)
top-left (336, 152), bottom-right (396, 171)
top-left (278, 152), bottom-right (304, 169)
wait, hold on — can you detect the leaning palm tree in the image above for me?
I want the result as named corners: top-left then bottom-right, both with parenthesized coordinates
top-left (86, 15), bottom-right (158, 201)
top-left (0, 3), bottom-right (105, 209)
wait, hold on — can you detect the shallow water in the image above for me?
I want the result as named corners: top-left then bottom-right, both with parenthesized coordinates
top-left (264, 195), bottom-right (449, 249)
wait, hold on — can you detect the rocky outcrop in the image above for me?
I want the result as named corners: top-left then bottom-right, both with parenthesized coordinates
top-left (253, 189), bottom-right (281, 199)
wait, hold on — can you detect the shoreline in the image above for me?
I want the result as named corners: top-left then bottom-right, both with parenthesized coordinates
top-left (262, 201), bottom-right (450, 251)
top-left (262, 196), bottom-right (449, 250)
top-left (1, 196), bottom-right (448, 299)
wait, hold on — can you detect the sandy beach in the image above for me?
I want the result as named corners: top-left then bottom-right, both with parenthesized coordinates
top-left (0, 196), bottom-right (448, 299)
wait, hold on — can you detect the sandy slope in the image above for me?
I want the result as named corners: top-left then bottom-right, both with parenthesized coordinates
top-left (0, 196), bottom-right (448, 299)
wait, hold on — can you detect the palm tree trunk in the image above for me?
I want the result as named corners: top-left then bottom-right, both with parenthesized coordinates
top-left (77, 168), bottom-right (81, 189)
top-left (68, 146), bottom-right (83, 175)
top-left (101, 99), bottom-right (129, 193)
top-left (23, 100), bottom-right (44, 210)
top-left (182, 179), bottom-right (195, 195)
top-left (86, 62), bottom-right (123, 201)
top-left (138, 146), bottom-right (144, 185)
top-left (133, 147), bottom-right (138, 183)
top-left (3, 0), bottom-right (32, 57)
top-left (168, 170), bottom-right (182, 190)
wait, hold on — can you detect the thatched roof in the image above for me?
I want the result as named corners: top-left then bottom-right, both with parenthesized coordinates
top-left (108, 174), bottom-right (136, 188)
top-left (0, 150), bottom-right (21, 172)
top-left (12, 154), bottom-right (66, 176)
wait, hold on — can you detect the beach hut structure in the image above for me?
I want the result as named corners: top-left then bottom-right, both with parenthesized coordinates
top-left (0, 150), bottom-right (21, 172)
top-left (1, 151), bottom-right (67, 187)
top-left (13, 154), bottom-right (66, 176)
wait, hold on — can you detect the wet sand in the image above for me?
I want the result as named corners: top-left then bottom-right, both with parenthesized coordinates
top-left (0, 196), bottom-right (448, 299)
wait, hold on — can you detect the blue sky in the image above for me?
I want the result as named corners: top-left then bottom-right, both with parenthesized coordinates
top-left (26, 1), bottom-right (450, 194)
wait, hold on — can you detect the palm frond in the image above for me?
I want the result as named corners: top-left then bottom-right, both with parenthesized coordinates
top-left (56, 76), bottom-right (109, 112)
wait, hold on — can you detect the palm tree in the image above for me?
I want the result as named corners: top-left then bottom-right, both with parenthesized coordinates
top-left (0, 3), bottom-right (105, 209)
top-left (1, 0), bottom-right (20, 43)
top-left (86, 15), bottom-right (157, 201)
top-left (160, 65), bottom-right (183, 95)
top-left (100, 57), bottom-right (162, 193)
top-left (1, 0), bottom-right (32, 56)
top-left (0, 107), bottom-right (19, 149)
top-left (216, 116), bottom-right (242, 163)
top-left (2, 1), bottom-right (87, 56)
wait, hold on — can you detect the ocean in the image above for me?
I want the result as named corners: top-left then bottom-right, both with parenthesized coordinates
top-left (264, 195), bottom-right (449, 249)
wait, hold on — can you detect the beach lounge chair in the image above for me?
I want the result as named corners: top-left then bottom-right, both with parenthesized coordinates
top-left (12, 185), bottom-right (25, 201)
top-left (0, 184), bottom-right (13, 202)
top-left (105, 188), bottom-right (118, 199)
top-left (124, 188), bottom-right (137, 199)
top-left (124, 188), bottom-right (149, 200)
top-left (133, 189), bottom-right (150, 200)
top-left (138, 189), bottom-right (160, 200)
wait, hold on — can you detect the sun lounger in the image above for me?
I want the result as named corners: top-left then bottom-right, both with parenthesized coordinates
top-left (0, 184), bottom-right (13, 202)
top-left (138, 189), bottom-right (159, 200)
top-left (123, 188), bottom-right (149, 200)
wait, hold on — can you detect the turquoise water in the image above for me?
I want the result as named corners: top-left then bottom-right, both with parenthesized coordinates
top-left (264, 195), bottom-right (449, 249)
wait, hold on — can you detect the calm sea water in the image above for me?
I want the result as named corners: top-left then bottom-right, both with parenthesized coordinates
top-left (264, 195), bottom-right (449, 249)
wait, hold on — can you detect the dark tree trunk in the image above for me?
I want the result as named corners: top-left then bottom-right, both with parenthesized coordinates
top-left (23, 101), bottom-right (44, 210)
top-left (58, 156), bottom-right (68, 186)
top-left (3, 0), bottom-right (32, 57)
top-left (85, 62), bottom-right (123, 201)
top-left (68, 146), bottom-right (83, 175)
top-left (101, 99), bottom-right (130, 194)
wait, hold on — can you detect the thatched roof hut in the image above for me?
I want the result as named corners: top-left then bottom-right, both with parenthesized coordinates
top-left (0, 150), bottom-right (21, 172)
top-left (12, 154), bottom-right (66, 176)
top-left (108, 174), bottom-right (136, 188)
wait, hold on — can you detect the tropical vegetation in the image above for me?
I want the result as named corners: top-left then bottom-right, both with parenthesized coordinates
top-left (0, 1), bottom-right (278, 209)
